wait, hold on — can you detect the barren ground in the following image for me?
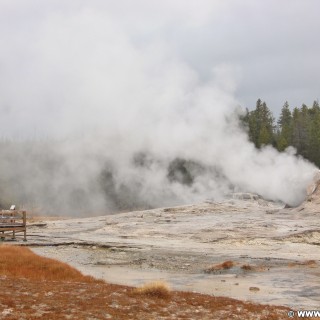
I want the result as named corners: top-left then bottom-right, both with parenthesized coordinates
top-left (21, 194), bottom-right (320, 311)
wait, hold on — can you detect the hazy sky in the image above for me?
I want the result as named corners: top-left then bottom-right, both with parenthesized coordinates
top-left (0, 0), bottom-right (319, 136)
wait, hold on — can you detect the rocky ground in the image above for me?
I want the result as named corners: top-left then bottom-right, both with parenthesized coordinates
top-left (18, 189), bottom-right (320, 311)
top-left (1, 276), bottom-right (291, 320)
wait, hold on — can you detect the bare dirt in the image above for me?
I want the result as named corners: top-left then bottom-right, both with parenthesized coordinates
top-left (19, 191), bottom-right (320, 311)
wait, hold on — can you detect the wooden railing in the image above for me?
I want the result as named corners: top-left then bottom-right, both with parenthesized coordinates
top-left (0, 210), bottom-right (27, 241)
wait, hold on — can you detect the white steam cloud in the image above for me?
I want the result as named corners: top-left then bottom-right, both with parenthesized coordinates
top-left (0, 3), bottom-right (317, 214)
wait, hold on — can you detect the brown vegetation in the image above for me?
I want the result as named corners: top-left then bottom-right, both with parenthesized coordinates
top-left (241, 263), bottom-right (271, 272)
top-left (249, 287), bottom-right (260, 292)
top-left (288, 260), bottom-right (318, 268)
top-left (0, 245), bottom-right (97, 282)
top-left (0, 245), bottom-right (293, 319)
top-left (241, 264), bottom-right (254, 271)
top-left (204, 260), bottom-right (234, 273)
top-left (133, 281), bottom-right (171, 299)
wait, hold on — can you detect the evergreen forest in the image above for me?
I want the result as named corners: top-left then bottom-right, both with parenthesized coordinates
top-left (241, 99), bottom-right (320, 168)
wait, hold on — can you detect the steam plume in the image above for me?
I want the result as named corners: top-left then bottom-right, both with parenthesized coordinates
top-left (0, 3), bottom-right (317, 214)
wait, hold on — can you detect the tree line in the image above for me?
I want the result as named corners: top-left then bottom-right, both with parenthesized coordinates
top-left (241, 99), bottom-right (320, 168)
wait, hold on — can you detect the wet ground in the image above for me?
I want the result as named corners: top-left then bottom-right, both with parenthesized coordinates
top-left (23, 196), bottom-right (320, 309)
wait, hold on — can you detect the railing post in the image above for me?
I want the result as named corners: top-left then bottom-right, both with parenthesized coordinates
top-left (23, 211), bottom-right (27, 241)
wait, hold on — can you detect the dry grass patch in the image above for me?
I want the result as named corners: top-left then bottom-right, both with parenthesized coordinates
top-left (205, 260), bottom-right (234, 273)
top-left (241, 264), bottom-right (267, 272)
top-left (249, 287), bottom-right (260, 292)
top-left (241, 264), bottom-right (254, 271)
top-left (0, 245), bottom-right (97, 282)
top-left (133, 281), bottom-right (171, 299)
top-left (288, 260), bottom-right (318, 268)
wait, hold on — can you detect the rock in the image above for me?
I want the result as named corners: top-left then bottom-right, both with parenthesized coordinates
top-left (306, 170), bottom-right (320, 197)
top-left (295, 170), bottom-right (320, 210)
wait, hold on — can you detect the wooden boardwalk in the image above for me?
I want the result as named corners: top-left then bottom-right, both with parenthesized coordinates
top-left (0, 210), bottom-right (27, 241)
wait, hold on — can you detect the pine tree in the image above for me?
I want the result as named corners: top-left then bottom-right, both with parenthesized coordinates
top-left (307, 100), bottom-right (320, 166)
top-left (257, 101), bottom-right (275, 147)
top-left (248, 99), bottom-right (263, 147)
top-left (244, 99), bottom-right (275, 148)
top-left (277, 101), bottom-right (293, 151)
top-left (292, 105), bottom-right (309, 157)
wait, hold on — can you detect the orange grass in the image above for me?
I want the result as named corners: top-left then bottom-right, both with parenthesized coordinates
top-left (0, 245), bottom-right (96, 282)
top-left (241, 264), bottom-right (254, 270)
top-left (133, 281), bottom-right (171, 298)
top-left (221, 260), bottom-right (234, 269)
top-left (288, 260), bottom-right (318, 268)
top-left (205, 260), bottom-right (234, 273)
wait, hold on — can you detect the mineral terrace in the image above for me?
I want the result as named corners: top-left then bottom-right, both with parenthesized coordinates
top-left (26, 187), bottom-right (320, 310)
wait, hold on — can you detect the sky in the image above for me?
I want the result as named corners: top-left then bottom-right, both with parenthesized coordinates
top-left (0, 0), bottom-right (319, 135)
top-left (0, 0), bottom-right (318, 214)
